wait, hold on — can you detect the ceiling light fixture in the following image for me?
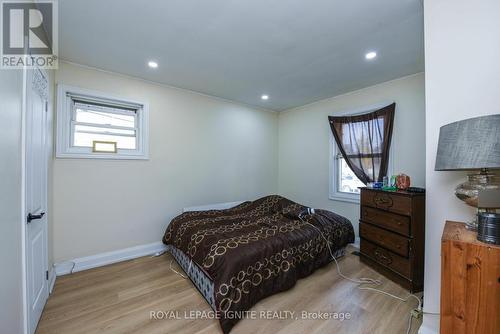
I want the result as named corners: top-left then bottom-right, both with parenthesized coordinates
top-left (261, 95), bottom-right (269, 100)
top-left (365, 52), bottom-right (377, 60)
top-left (148, 61), bottom-right (158, 68)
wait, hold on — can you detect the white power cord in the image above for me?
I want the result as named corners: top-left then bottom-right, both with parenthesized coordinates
top-left (169, 258), bottom-right (193, 280)
top-left (153, 248), bottom-right (191, 280)
top-left (406, 312), bottom-right (414, 334)
top-left (301, 214), bottom-right (422, 334)
top-left (302, 216), bottom-right (382, 284)
top-left (359, 286), bottom-right (421, 334)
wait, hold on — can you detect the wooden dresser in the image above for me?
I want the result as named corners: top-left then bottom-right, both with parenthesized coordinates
top-left (441, 221), bottom-right (500, 334)
top-left (359, 187), bottom-right (425, 292)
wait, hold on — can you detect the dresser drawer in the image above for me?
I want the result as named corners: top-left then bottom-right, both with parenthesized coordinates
top-left (361, 190), bottom-right (412, 216)
top-left (359, 222), bottom-right (409, 257)
top-left (361, 239), bottom-right (411, 278)
top-left (361, 206), bottom-right (410, 236)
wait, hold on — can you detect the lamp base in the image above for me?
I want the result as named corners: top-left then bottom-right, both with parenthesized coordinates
top-left (455, 169), bottom-right (500, 207)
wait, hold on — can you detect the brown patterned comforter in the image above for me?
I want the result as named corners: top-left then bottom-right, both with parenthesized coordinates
top-left (162, 195), bottom-right (354, 333)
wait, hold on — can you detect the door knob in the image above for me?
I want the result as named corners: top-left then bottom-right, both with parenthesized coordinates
top-left (27, 212), bottom-right (45, 223)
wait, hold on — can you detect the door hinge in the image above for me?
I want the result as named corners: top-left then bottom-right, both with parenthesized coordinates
top-left (46, 270), bottom-right (49, 280)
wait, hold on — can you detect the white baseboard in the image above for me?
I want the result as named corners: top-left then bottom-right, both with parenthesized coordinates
top-left (48, 267), bottom-right (56, 294)
top-left (418, 313), bottom-right (439, 334)
top-left (352, 237), bottom-right (360, 249)
top-left (54, 241), bottom-right (167, 276)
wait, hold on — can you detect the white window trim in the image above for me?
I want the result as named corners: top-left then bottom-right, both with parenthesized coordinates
top-left (328, 101), bottom-right (395, 204)
top-left (56, 84), bottom-right (149, 160)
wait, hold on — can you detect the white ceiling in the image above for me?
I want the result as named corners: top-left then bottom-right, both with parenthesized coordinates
top-left (59, 0), bottom-right (424, 111)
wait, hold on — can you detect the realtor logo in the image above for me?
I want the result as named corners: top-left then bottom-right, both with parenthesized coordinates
top-left (1, 0), bottom-right (58, 69)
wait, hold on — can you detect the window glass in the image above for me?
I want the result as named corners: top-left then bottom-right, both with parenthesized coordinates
top-left (75, 107), bottom-right (135, 128)
top-left (338, 158), bottom-right (365, 194)
top-left (72, 102), bottom-right (137, 150)
top-left (73, 132), bottom-right (137, 149)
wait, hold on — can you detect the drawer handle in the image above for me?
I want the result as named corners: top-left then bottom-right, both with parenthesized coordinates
top-left (374, 249), bottom-right (393, 265)
top-left (374, 195), bottom-right (393, 208)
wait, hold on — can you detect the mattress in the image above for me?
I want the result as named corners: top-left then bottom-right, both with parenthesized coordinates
top-left (163, 195), bottom-right (355, 333)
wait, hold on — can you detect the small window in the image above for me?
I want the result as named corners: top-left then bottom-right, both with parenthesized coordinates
top-left (56, 85), bottom-right (149, 159)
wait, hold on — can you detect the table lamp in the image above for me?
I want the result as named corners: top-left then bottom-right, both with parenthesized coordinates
top-left (434, 114), bottom-right (500, 236)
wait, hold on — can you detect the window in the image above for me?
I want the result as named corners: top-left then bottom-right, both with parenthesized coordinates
top-left (56, 85), bottom-right (149, 159)
top-left (329, 102), bottom-right (393, 203)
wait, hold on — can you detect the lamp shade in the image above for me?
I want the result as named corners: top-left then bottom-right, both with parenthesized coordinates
top-left (435, 114), bottom-right (500, 171)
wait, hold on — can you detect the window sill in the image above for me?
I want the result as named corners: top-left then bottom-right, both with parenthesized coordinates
top-left (55, 151), bottom-right (149, 160)
top-left (328, 193), bottom-right (360, 204)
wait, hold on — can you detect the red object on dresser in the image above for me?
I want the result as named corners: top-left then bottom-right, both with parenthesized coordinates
top-left (396, 174), bottom-right (411, 190)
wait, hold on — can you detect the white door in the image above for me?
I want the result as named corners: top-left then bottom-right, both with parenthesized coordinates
top-left (25, 67), bottom-right (49, 334)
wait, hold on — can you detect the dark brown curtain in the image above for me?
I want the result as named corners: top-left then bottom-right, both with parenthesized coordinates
top-left (328, 103), bottom-right (395, 184)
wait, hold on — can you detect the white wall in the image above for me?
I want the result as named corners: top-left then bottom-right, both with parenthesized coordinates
top-left (422, 0), bottom-right (500, 332)
top-left (52, 62), bottom-right (278, 263)
top-left (278, 73), bottom-right (425, 237)
top-left (0, 71), bottom-right (25, 334)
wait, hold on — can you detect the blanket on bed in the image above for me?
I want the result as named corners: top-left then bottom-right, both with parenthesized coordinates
top-left (162, 195), bottom-right (354, 333)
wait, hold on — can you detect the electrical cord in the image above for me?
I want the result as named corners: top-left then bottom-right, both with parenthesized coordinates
top-left (169, 258), bottom-right (193, 280)
top-left (153, 249), bottom-right (191, 280)
top-left (358, 286), bottom-right (421, 334)
top-left (406, 313), bottom-right (414, 334)
top-left (358, 286), bottom-right (421, 306)
top-left (303, 217), bottom-right (382, 286)
top-left (169, 259), bottom-right (187, 279)
top-left (423, 311), bottom-right (440, 315)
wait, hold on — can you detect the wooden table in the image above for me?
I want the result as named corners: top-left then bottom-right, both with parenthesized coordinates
top-left (441, 221), bottom-right (500, 333)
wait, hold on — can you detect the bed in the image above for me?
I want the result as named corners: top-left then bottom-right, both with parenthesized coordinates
top-left (162, 195), bottom-right (354, 333)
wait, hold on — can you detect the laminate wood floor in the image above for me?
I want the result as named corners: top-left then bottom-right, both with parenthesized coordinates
top-left (37, 247), bottom-right (422, 334)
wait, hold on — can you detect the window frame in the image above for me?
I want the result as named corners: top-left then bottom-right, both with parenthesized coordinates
top-left (329, 101), bottom-right (394, 203)
top-left (56, 84), bottom-right (149, 160)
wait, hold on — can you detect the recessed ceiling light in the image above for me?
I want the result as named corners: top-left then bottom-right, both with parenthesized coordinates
top-left (148, 61), bottom-right (158, 68)
top-left (365, 52), bottom-right (377, 60)
top-left (261, 95), bottom-right (269, 100)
